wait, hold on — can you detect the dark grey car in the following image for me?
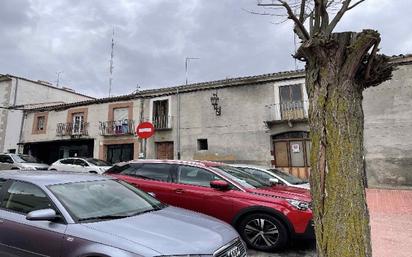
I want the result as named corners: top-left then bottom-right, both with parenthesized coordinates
top-left (0, 171), bottom-right (246, 257)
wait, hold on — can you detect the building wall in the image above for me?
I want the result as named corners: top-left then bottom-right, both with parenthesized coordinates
top-left (22, 99), bottom-right (142, 163)
top-left (0, 79), bottom-right (13, 152)
top-left (0, 76), bottom-right (92, 153)
top-left (363, 63), bottom-right (412, 188)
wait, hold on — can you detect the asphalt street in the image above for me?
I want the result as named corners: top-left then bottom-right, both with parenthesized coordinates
top-left (248, 240), bottom-right (316, 257)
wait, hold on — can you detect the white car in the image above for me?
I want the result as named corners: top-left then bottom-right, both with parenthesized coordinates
top-left (49, 157), bottom-right (112, 174)
top-left (231, 164), bottom-right (310, 190)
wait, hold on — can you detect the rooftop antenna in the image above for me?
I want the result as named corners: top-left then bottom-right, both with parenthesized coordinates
top-left (108, 28), bottom-right (115, 97)
top-left (56, 71), bottom-right (63, 87)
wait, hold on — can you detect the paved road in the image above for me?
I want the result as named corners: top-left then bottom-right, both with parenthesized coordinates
top-left (248, 240), bottom-right (316, 257)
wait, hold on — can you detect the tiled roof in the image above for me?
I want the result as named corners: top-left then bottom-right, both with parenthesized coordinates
top-left (26, 69), bottom-right (305, 112)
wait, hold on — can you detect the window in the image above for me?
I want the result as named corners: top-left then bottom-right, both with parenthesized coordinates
top-left (0, 155), bottom-right (14, 164)
top-left (37, 116), bottom-right (46, 131)
top-left (197, 139), bottom-right (208, 151)
top-left (0, 179), bottom-right (7, 192)
top-left (177, 166), bottom-right (220, 187)
top-left (8, 149), bottom-right (16, 154)
top-left (242, 167), bottom-right (273, 181)
top-left (279, 84), bottom-right (305, 120)
top-left (72, 113), bottom-right (84, 134)
top-left (73, 159), bottom-right (88, 167)
top-left (272, 132), bottom-right (310, 167)
top-left (32, 113), bottom-right (48, 134)
top-left (279, 84), bottom-right (303, 103)
top-left (60, 159), bottom-right (74, 165)
top-left (152, 99), bottom-right (169, 129)
top-left (1, 181), bottom-right (52, 214)
top-left (120, 163), bottom-right (174, 182)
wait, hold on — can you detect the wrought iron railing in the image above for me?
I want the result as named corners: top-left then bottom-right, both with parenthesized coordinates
top-left (265, 101), bottom-right (308, 122)
top-left (56, 122), bottom-right (89, 136)
top-left (152, 115), bottom-right (172, 130)
top-left (99, 119), bottom-right (135, 136)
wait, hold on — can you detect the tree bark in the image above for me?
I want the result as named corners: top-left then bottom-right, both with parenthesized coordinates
top-left (298, 31), bottom-right (392, 257)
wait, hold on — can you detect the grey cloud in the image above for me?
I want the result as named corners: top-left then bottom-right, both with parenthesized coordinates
top-left (0, 0), bottom-right (410, 98)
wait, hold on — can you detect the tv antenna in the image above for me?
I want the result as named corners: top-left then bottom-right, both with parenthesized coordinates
top-left (108, 28), bottom-right (115, 97)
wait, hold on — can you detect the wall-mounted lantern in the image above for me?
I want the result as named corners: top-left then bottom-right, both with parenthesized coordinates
top-left (210, 90), bottom-right (221, 116)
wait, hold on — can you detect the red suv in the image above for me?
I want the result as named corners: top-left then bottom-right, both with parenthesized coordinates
top-left (105, 160), bottom-right (313, 251)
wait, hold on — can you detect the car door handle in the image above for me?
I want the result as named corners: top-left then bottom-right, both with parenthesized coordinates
top-left (175, 188), bottom-right (184, 194)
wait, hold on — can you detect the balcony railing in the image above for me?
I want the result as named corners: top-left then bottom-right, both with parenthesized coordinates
top-left (153, 114), bottom-right (172, 130)
top-left (99, 119), bottom-right (135, 136)
top-left (56, 122), bottom-right (89, 137)
top-left (265, 101), bottom-right (308, 123)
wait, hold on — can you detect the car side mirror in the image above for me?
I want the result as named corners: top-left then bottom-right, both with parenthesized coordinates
top-left (269, 178), bottom-right (280, 185)
top-left (210, 180), bottom-right (230, 191)
top-left (26, 208), bottom-right (57, 221)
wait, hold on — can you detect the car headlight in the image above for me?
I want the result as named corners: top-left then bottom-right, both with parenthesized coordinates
top-left (286, 199), bottom-right (310, 211)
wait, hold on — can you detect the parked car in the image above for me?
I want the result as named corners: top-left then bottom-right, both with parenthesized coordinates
top-left (49, 157), bottom-right (112, 174)
top-left (0, 153), bottom-right (49, 170)
top-left (0, 170), bottom-right (245, 257)
top-left (231, 164), bottom-right (310, 190)
top-left (105, 160), bottom-right (314, 252)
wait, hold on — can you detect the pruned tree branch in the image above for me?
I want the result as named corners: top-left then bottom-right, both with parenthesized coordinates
top-left (348, 0), bottom-right (366, 10)
top-left (325, 0), bottom-right (351, 35)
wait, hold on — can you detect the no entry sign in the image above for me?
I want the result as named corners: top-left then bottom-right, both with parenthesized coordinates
top-left (136, 122), bottom-right (155, 139)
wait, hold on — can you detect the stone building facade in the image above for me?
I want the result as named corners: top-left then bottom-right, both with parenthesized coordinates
top-left (20, 55), bottom-right (412, 188)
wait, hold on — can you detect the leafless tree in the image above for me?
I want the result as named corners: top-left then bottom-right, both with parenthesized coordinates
top-left (256, 1), bottom-right (393, 257)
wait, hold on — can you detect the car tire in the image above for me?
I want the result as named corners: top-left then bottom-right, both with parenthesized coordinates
top-left (89, 171), bottom-right (97, 174)
top-left (238, 213), bottom-right (288, 252)
top-left (50, 169), bottom-right (57, 171)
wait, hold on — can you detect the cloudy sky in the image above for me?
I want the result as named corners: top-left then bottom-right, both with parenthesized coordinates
top-left (1, 0), bottom-right (411, 98)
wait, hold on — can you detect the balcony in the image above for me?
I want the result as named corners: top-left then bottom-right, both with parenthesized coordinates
top-left (56, 122), bottom-right (89, 137)
top-left (153, 114), bottom-right (172, 130)
top-left (99, 119), bottom-right (135, 136)
top-left (265, 100), bottom-right (308, 125)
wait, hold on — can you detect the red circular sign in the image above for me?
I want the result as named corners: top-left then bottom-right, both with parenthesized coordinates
top-left (136, 122), bottom-right (155, 139)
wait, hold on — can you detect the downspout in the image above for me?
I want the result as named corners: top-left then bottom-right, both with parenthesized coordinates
top-left (18, 111), bottom-right (26, 154)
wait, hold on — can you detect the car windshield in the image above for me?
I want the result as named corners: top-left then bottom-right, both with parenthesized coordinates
top-left (12, 154), bottom-right (40, 163)
top-left (49, 179), bottom-right (165, 222)
top-left (213, 166), bottom-right (271, 189)
top-left (86, 158), bottom-right (111, 166)
top-left (267, 169), bottom-right (307, 184)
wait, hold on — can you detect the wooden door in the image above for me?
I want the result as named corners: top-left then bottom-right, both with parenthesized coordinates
top-left (156, 142), bottom-right (174, 160)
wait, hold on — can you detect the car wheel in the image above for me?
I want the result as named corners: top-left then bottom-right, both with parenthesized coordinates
top-left (89, 171), bottom-right (97, 174)
top-left (50, 169), bottom-right (57, 171)
top-left (238, 213), bottom-right (288, 252)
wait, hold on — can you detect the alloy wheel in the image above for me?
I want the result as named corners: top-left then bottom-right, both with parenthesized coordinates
top-left (244, 218), bottom-right (279, 248)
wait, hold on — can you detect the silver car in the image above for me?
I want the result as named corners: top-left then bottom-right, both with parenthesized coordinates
top-left (0, 153), bottom-right (49, 171)
top-left (0, 171), bottom-right (246, 257)
top-left (231, 164), bottom-right (310, 190)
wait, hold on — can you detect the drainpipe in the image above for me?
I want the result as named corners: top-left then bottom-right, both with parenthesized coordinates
top-left (18, 112), bottom-right (26, 154)
top-left (176, 88), bottom-right (181, 160)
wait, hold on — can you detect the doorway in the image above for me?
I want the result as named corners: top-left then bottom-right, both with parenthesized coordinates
top-left (156, 142), bottom-right (174, 160)
top-left (106, 144), bottom-right (134, 164)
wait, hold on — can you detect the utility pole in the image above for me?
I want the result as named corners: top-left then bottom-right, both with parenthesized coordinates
top-left (177, 57), bottom-right (199, 160)
top-left (108, 28), bottom-right (115, 97)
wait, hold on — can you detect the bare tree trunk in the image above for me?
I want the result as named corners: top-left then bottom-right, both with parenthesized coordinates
top-left (302, 31), bottom-right (381, 257)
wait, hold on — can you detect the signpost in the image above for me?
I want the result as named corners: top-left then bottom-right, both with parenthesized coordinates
top-left (136, 122), bottom-right (155, 159)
